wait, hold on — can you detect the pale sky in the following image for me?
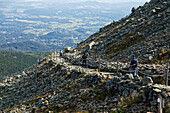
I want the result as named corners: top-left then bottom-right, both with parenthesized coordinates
top-left (77, 0), bottom-right (151, 3)
top-left (23, 0), bottom-right (151, 3)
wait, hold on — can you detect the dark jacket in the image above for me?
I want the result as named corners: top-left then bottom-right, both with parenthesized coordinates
top-left (82, 54), bottom-right (87, 59)
top-left (130, 58), bottom-right (138, 68)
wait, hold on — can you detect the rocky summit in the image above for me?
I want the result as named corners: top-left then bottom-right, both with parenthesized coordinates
top-left (78, 0), bottom-right (169, 63)
top-left (0, 0), bottom-right (170, 113)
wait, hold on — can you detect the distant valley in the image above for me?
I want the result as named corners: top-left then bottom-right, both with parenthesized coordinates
top-left (0, 0), bottom-right (145, 51)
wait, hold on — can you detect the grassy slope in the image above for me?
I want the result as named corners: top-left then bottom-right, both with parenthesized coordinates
top-left (0, 52), bottom-right (50, 77)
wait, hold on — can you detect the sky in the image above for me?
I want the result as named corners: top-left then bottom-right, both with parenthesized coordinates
top-left (75, 0), bottom-right (151, 3)
top-left (21, 0), bottom-right (151, 3)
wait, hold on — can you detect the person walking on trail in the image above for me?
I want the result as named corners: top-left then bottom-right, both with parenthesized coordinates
top-left (82, 53), bottom-right (88, 67)
top-left (60, 49), bottom-right (63, 56)
top-left (130, 55), bottom-right (138, 77)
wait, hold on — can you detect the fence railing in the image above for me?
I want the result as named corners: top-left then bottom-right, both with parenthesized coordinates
top-left (1, 52), bottom-right (168, 87)
top-left (65, 54), bottom-right (169, 86)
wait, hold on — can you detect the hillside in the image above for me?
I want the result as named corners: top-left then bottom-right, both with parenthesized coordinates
top-left (1, 53), bottom-right (169, 112)
top-left (0, 52), bottom-right (49, 81)
top-left (77, 0), bottom-right (170, 64)
top-left (0, 0), bottom-right (170, 112)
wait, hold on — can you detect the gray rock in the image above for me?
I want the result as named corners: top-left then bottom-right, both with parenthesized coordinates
top-left (142, 77), bottom-right (153, 85)
top-left (64, 47), bottom-right (72, 53)
top-left (125, 74), bottom-right (134, 80)
top-left (71, 69), bottom-right (79, 79)
top-left (132, 7), bottom-right (137, 13)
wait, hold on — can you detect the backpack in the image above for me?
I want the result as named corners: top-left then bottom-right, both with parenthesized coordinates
top-left (130, 59), bottom-right (138, 68)
top-left (82, 54), bottom-right (87, 59)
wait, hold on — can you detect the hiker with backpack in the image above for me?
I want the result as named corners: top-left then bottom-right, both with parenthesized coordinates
top-left (130, 55), bottom-right (138, 78)
top-left (60, 49), bottom-right (63, 56)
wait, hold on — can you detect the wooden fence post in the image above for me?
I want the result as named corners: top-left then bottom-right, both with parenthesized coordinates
top-left (165, 62), bottom-right (169, 86)
top-left (79, 58), bottom-right (80, 67)
top-left (157, 94), bottom-right (163, 113)
top-left (99, 56), bottom-right (101, 72)
top-left (117, 60), bottom-right (119, 73)
top-left (50, 75), bottom-right (53, 89)
top-left (86, 59), bottom-right (88, 68)
top-left (36, 70), bottom-right (37, 83)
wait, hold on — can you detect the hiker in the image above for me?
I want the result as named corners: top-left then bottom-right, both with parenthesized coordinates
top-left (130, 55), bottom-right (138, 77)
top-left (60, 49), bottom-right (63, 56)
top-left (82, 53), bottom-right (88, 67)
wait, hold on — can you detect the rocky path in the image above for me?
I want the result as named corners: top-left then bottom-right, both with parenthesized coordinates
top-left (53, 54), bottom-right (116, 78)
top-left (63, 53), bottom-right (168, 77)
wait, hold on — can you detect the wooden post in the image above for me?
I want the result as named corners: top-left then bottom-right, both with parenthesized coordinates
top-left (117, 60), bottom-right (119, 74)
top-left (48, 62), bottom-right (50, 73)
top-left (165, 62), bottom-right (169, 86)
top-left (99, 56), bottom-right (101, 72)
top-left (106, 60), bottom-right (108, 71)
top-left (157, 94), bottom-right (163, 113)
top-left (50, 75), bottom-right (53, 89)
top-left (54, 51), bottom-right (56, 61)
top-left (79, 58), bottom-right (80, 67)
top-left (52, 52), bottom-right (54, 60)
top-left (35, 70), bottom-right (37, 82)
top-left (36, 70), bottom-right (37, 83)
top-left (86, 59), bottom-right (88, 68)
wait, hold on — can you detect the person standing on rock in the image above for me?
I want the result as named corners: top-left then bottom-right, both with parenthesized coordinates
top-left (130, 55), bottom-right (138, 78)
top-left (60, 49), bottom-right (63, 56)
top-left (82, 52), bottom-right (88, 67)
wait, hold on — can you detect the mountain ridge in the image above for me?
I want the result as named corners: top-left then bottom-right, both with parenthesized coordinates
top-left (0, 0), bottom-right (170, 112)
top-left (77, 0), bottom-right (169, 64)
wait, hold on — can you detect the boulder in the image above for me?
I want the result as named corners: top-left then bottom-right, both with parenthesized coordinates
top-left (63, 47), bottom-right (72, 53)
top-left (71, 69), bottom-right (79, 79)
top-left (125, 74), bottom-right (134, 80)
top-left (142, 77), bottom-right (153, 85)
top-left (132, 7), bottom-right (137, 13)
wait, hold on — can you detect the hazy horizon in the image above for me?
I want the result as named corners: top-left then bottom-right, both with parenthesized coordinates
top-left (0, 0), bottom-right (150, 3)
top-left (0, 0), bottom-right (151, 50)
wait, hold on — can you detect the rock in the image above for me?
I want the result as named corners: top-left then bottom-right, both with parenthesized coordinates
top-left (15, 75), bottom-right (22, 79)
top-left (132, 7), bottom-right (137, 13)
top-left (153, 88), bottom-right (161, 93)
top-left (148, 56), bottom-right (153, 61)
top-left (71, 69), bottom-right (79, 79)
top-left (142, 77), bottom-right (153, 85)
top-left (63, 47), bottom-right (72, 53)
top-left (155, 7), bottom-right (161, 12)
top-left (149, 9), bottom-right (157, 16)
top-left (125, 74), bottom-right (134, 80)
top-left (70, 49), bottom-right (76, 53)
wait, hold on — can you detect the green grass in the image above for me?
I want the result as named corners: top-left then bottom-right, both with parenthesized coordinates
top-left (0, 52), bottom-right (50, 77)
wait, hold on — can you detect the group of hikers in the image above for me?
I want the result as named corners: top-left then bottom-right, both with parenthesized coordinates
top-left (59, 49), bottom-right (138, 78)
